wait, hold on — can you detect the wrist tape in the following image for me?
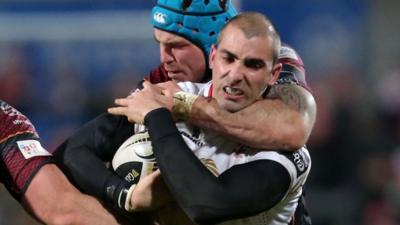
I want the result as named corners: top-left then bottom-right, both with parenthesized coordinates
top-left (172, 92), bottom-right (199, 121)
top-left (117, 184), bottom-right (136, 212)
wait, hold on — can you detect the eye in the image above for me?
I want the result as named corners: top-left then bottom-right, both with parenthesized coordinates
top-left (170, 42), bottom-right (189, 49)
top-left (222, 55), bottom-right (234, 63)
top-left (244, 59), bottom-right (265, 70)
top-left (221, 53), bottom-right (235, 63)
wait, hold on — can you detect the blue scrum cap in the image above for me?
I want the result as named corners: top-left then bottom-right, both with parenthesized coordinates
top-left (151, 0), bottom-right (238, 57)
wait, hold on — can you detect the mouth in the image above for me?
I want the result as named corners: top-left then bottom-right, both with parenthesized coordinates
top-left (223, 86), bottom-right (244, 96)
top-left (166, 69), bottom-right (183, 76)
top-left (164, 65), bottom-right (182, 75)
top-left (167, 70), bottom-right (181, 75)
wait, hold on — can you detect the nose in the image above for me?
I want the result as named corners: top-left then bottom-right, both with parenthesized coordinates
top-left (227, 62), bottom-right (244, 84)
top-left (160, 44), bottom-right (174, 64)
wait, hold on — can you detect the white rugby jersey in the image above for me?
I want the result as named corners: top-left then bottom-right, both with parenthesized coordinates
top-left (136, 81), bottom-right (311, 225)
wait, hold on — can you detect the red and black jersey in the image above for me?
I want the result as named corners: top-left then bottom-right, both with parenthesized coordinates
top-left (0, 100), bottom-right (53, 201)
top-left (145, 44), bottom-right (311, 92)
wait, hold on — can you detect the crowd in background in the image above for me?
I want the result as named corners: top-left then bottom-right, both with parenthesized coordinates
top-left (0, 0), bottom-right (399, 224)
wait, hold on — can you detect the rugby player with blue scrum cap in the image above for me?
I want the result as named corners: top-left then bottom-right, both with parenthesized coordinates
top-left (147, 0), bottom-right (237, 83)
top-left (54, 0), bottom-right (315, 224)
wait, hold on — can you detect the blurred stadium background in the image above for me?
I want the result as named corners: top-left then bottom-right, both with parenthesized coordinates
top-left (0, 0), bottom-right (399, 224)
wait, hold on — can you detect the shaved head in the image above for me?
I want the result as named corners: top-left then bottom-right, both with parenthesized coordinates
top-left (217, 12), bottom-right (281, 64)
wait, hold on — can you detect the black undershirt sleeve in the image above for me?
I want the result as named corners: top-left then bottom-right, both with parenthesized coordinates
top-left (53, 113), bottom-right (134, 204)
top-left (144, 108), bottom-right (291, 225)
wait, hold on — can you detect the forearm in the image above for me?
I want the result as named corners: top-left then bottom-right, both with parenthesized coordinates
top-left (23, 164), bottom-right (121, 225)
top-left (189, 84), bottom-right (316, 150)
top-left (56, 141), bottom-right (130, 204)
top-left (53, 113), bottom-right (133, 205)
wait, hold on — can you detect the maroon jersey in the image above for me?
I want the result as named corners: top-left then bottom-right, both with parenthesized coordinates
top-left (277, 44), bottom-right (310, 92)
top-left (145, 44), bottom-right (310, 91)
top-left (0, 100), bottom-right (52, 201)
top-left (146, 65), bottom-right (170, 84)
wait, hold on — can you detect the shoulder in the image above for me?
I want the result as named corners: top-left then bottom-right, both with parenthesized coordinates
top-left (277, 43), bottom-right (310, 91)
top-left (0, 100), bottom-right (50, 161)
top-left (278, 44), bottom-right (304, 67)
top-left (0, 101), bottom-right (37, 143)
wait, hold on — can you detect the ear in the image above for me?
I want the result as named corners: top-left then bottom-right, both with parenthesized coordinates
top-left (209, 44), bottom-right (217, 69)
top-left (267, 63), bottom-right (282, 85)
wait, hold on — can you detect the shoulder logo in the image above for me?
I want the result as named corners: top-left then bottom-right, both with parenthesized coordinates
top-left (153, 12), bottom-right (168, 25)
top-left (280, 149), bottom-right (310, 177)
top-left (293, 152), bottom-right (305, 172)
top-left (17, 140), bottom-right (51, 159)
top-left (293, 150), bottom-right (310, 173)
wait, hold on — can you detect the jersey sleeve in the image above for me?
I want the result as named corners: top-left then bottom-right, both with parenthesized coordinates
top-left (144, 108), bottom-right (291, 225)
top-left (0, 100), bottom-right (53, 201)
top-left (277, 44), bottom-right (311, 92)
top-left (53, 113), bottom-right (134, 205)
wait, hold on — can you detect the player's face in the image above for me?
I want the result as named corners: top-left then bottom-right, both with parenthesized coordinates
top-left (210, 26), bottom-right (280, 112)
top-left (154, 29), bottom-right (206, 82)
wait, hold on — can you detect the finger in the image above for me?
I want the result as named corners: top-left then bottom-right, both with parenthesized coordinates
top-left (151, 169), bottom-right (161, 176)
top-left (128, 88), bottom-right (141, 97)
top-left (114, 98), bottom-right (130, 106)
top-left (107, 107), bottom-right (127, 116)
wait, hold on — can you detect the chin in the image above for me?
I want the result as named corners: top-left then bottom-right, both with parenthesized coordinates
top-left (220, 102), bottom-right (246, 113)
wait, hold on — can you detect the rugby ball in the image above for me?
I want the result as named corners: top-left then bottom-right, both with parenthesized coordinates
top-left (112, 132), bottom-right (157, 184)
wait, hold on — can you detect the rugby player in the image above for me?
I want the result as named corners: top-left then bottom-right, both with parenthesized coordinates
top-left (0, 100), bottom-right (123, 225)
top-left (54, 1), bottom-right (314, 224)
top-left (109, 12), bottom-right (312, 225)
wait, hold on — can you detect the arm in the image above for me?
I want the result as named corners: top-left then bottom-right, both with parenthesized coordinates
top-left (107, 86), bottom-right (292, 224)
top-left (145, 108), bottom-right (291, 225)
top-left (188, 83), bottom-right (316, 150)
top-left (53, 113), bottom-right (135, 208)
top-left (0, 100), bottom-right (125, 224)
top-left (23, 164), bottom-right (123, 225)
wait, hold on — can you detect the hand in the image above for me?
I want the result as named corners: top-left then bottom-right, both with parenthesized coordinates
top-left (157, 81), bottom-right (182, 97)
top-left (108, 81), bottom-right (174, 123)
top-left (130, 170), bottom-right (174, 212)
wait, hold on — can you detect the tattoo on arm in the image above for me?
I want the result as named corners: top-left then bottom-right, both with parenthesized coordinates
top-left (267, 84), bottom-right (308, 114)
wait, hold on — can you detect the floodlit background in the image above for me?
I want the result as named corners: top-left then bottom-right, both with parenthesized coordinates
top-left (0, 0), bottom-right (399, 224)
